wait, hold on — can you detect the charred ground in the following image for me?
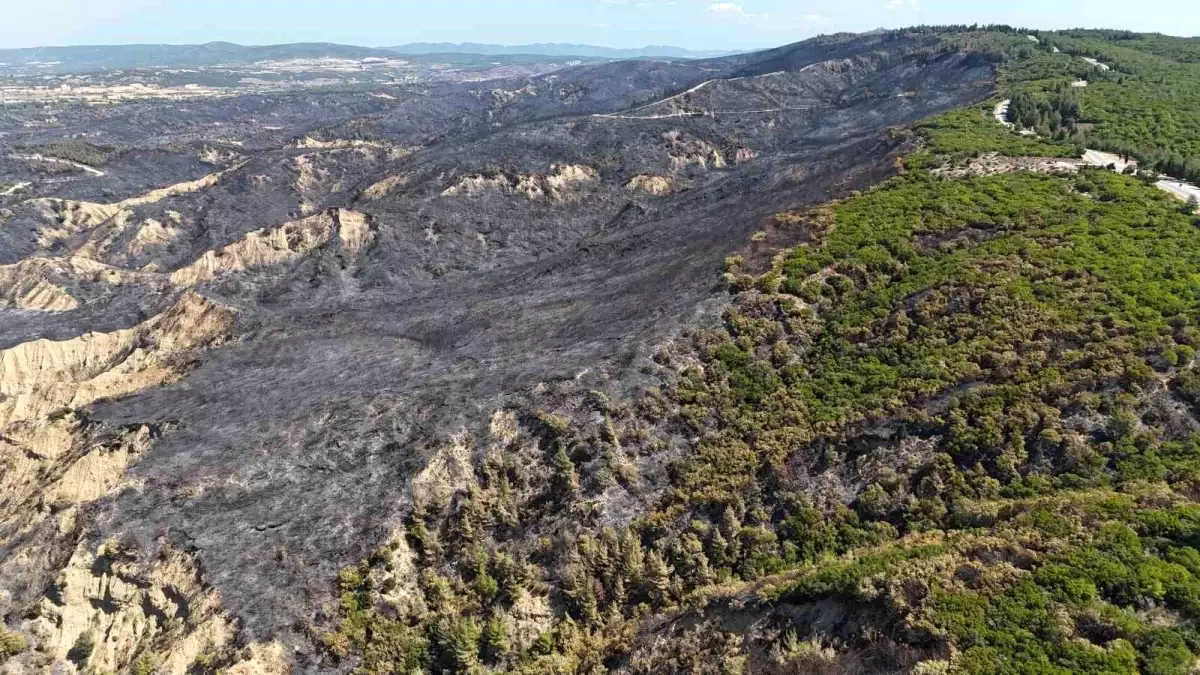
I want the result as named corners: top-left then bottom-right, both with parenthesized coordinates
top-left (0, 28), bottom-right (1080, 674)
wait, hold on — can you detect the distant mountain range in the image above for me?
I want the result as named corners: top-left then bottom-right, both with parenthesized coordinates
top-left (0, 41), bottom-right (729, 75)
top-left (385, 42), bottom-right (740, 59)
top-left (0, 42), bottom-right (397, 72)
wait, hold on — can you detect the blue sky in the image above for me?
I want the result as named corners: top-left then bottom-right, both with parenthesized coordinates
top-left (2, 0), bottom-right (1198, 50)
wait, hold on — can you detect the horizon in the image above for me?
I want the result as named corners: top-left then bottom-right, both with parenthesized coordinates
top-left (0, 39), bottom-right (739, 52)
top-left (5, 26), bottom-right (1199, 54)
top-left (2, 0), bottom-right (1199, 52)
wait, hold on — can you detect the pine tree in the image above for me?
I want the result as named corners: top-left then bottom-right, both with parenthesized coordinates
top-left (551, 445), bottom-right (579, 496)
top-left (562, 561), bottom-right (599, 622)
top-left (430, 615), bottom-right (482, 673)
top-left (611, 576), bottom-right (627, 606)
top-left (596, 527), bottom-right (620, 585)
top-left (619, 529), bottom-right (644, 587)
top-left (643, 551), bottom-right (672, 607)
top-left (492, 551), bottom-right (527, 606)
top-left (710, 528), bottom-right (731, 570)
top-left (482, 613), bottom-right (510, 663)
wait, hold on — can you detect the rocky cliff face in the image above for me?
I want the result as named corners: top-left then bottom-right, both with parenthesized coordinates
top-left (0, 31), bottom-right (997, 673)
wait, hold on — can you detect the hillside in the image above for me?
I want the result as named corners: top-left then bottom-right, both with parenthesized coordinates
top-left (1, 26), bottom-right (1200, 675)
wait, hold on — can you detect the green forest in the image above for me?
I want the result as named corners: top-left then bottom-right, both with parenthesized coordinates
top-left (315, 28), bottom-right (1200, 675)
top-left (922, 28), bottom-right (1200, 183)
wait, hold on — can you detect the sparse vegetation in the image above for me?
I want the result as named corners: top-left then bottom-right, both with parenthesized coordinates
top-left (67, 631), bottom-right (95, 666)
top-left (326, 159), bottom-right (1200, 671)
top-left (131, 653), bottom-right (159, 675)
top-left (0, 627), bottom-right (26, 662)
top-left (17, 139), bottom-right (122, 167)
top-left (318, 27), bottom-right (1200, 668)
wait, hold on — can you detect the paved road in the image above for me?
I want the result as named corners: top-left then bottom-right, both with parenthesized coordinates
top-left (1157, 178), bottom-right (1200, 204)
top-left (994, 99), bottom-right (1012, 127)
top-left (991, 102), bottom-right (1197, 210)
top-left (1081, 149), bottom-right (1136, 173)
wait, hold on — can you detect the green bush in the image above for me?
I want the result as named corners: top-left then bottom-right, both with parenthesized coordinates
top-left (0, 628), bottom-right (26, 662)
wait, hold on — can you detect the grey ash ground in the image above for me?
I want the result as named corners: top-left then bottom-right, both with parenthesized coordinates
top-left (0, 31), bottom-right (997, 671)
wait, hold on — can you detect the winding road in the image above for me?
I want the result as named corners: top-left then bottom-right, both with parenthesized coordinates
top-left (0, 181), bottom-right (30, 196)
top-left (994, 98), bottom-right (1199, 209)
top-left (7, 154), bottom-right (106, 177)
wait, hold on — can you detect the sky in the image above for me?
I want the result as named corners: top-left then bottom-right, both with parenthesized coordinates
top-left (1, 0), bottom-right (1199, 51)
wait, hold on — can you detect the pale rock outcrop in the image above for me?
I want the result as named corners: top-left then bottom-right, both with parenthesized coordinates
top-left (513, 174), bottom-right (547, 200)
top-left (444, 164), bottom-right (599, 202)
top-left (0, 292), bottom-right (242, 674)
top-left (170, 212), bottom-right (335, 286)
top-left (27, 544), bottom-right (242, 674)
top-left (30, 199), bottom-right (123, 253)
top-left (50, 424), bottom-right (156, 504)
top-left (625, 174), bottom-right (680, 196)
top-left (0, 415), bottom-right (89, 532)
top-left (361, 172), bottom-right (410, 199)
top-left (336, 209), bottom-right (375, 258)
top-left (540, 164), bottom-right (599, 199)
top-left (69, 209), bottom-right (139, 261)
top-left (441, 173), bottom-right (512, 198)
top-left (1, 423), bottom-right (283, 675)
top-left (169, 209), bottom-right (372, 286)
top-left (26, 163), bottom-right (245, 260)
top-left (664, 130), bottom-right (727, 171)
top-left (0, 291), bottom-right (235, 428)
top-left (0, 422), bottom-right (158, 602)
top-left (118, 163), bottom-right (247, 210)
top-left (734, 147), bottom-right (758, 164)
top-left (411, 431), bottom-right (478, 512)
top-left (6, 205), bottom-right (373, 315)
top-left (294, 138), bottom-right (414, 162)
top-left (293, 153), bottom-right (341, 193)
top-left (491, 84), bottom-right (538, 106)
top-left (199, 145), bottom-right (244, 166)
top-left (371, 534), bottom-right (425, 618)
top-left (488, 409), bottom-right (520, 447)
top-left (128, 216), bottom-right (182, 255)
top-left (0, 257), bottom-right (157, 313)
top-left (508, 593), bottom-right (555, 653)
top-left (0, 263), bottom-right (79, 312)
top-left (294, 136), bottom-right (394, 151)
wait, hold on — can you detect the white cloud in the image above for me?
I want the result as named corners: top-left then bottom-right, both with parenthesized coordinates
top-left (709, 2), bottom-right (745, 13)
top-left (708, 2), bottom-right (770, 23)
top-left (702, 1), bottom-right (835, 37)
top-left (603, 0), bottom-right (673, 9)
top-left (885, 0), bottom-right (919, 10)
